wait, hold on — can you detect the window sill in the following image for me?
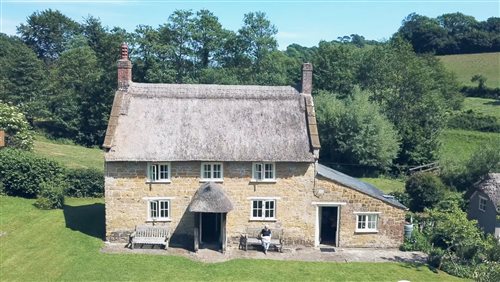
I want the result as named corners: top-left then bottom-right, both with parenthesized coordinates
top-left (146, 219), bottom-right (172, 223)
top-left (199, 179), bottom-right (224, 183)
top-left (355, 230), bottom-right (379, 234)
top-left (249, 218), bottom-right (277, 222)
top-left (249, 179), bottom-right (277, 184)
top-left (145, 180), bottom-right (172, 184)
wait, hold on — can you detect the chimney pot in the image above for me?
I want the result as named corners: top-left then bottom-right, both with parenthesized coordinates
top-left (117, 43), bottom-right (132, 90)
top-left (301, 63), bottom-right (313, 94)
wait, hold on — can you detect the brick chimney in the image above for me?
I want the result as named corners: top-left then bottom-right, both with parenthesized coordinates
top-left (117, 43), bottom-right (132, 90)
top-left (301, 63), bottom-right (313, 94)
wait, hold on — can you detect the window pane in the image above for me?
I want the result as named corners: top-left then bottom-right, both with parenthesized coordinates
top-left (213, 164), bottom-right (221, 179)
top-left (159, 201), bottom-right (169, 218)
top-left (203, 164), bottom-right (211, 179)
top-left (254, 164), bottom-right (262, 180)
top-left (159, 164), bottom-right (168, 180)
top-left (252, 200), bottom-right (263, 218)
top-left (151, 164), bottom-right (158, 181)
top-left (264, 163), bottom-right (274, 179)
top-left (150, 201), bottom-right (158, 218)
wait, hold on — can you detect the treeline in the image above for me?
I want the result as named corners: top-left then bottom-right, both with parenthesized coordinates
top-left (396, 12), bottom-right (500, 55)
top-left (1, 9), bottom-right (465, 173)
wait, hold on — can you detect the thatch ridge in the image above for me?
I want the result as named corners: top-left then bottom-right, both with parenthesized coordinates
top-left (475, 173), bottom-right (500, 214)
top-left (188, 182), bottom-right (234, 213)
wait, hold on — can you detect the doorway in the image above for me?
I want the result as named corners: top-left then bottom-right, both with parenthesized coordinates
top-left (200, 213), bottom-right (221, 246)
top-left (320, 207), bottom-right (338, 246)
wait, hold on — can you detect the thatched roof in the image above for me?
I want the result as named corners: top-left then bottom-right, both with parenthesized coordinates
top-left (104, 83), bottom-right (316, 162)
top-left (475, 173), bottom-right (500, 214)
top-left (188, 182), bottom-right (234, 213)
top-left (317, 164), bottom-right (407, 210)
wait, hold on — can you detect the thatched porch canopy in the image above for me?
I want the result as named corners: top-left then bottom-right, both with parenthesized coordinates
top-left (188, 182), bottom-right (234, 213)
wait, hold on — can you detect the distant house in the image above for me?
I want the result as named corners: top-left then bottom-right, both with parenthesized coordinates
top-left (103, 44), bottom-right (406, 252)
top-left (467, 173), bottom-right (500, 239)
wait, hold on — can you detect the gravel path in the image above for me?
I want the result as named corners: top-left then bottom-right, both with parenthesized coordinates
top-left (102, 243), bottom-right (427, 264)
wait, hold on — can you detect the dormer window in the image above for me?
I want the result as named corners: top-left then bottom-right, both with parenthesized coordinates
top-left (479, 196), bottom-right (487, 212)
top-left (252, 162), bottom-right (276, 182)
top-left (147, 162), bottom-right (171, 183)
top-left (200, 162), bottom-right (223, 182)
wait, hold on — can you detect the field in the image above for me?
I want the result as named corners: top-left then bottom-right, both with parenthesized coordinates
top-left (463, 97), bottom-right (500, 119)
top-left (33, 135), bottom-right (104, 171)
top-left (439, 129), bottom-right (499, 165)
top-left (360, 177), bottom-right (405, 194)
top-left (0, 196), bottom-right (465, 281)
top-left (438, 52), bottom-right (500, 88)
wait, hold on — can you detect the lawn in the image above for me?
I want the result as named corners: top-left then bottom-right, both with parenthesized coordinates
top-left (439, 129), bottom-right (500, 165)
top-left (438, 52), bottom-right (500, 88)
top-left (463, 97), bottom-right (500, 119)
top-left (33, 134), bottom-right (104, 171)
top-left (0, 196), bottom-right (464, 281)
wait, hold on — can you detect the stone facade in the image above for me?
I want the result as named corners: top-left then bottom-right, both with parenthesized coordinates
top-left (105, 161), bottom-right (405, 249)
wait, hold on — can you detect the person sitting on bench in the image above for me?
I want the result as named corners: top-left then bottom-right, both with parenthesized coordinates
top-left (260, 225), bottom-right (272, 254)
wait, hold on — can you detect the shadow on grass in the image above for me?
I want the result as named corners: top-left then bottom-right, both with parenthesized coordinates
top-left (63, 203), bottom-right (105, 240)
top-left (381, 253), bottom-right (435, 273)
top-left (484, 100), bottom-right (500, 106)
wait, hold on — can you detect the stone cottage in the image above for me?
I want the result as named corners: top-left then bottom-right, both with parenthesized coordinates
top-left (467, 173), bottom-right (500, 239)
top-left (103, 44), bottom-right (406, 252)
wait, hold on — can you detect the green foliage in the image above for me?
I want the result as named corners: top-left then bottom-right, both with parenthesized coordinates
top-left (389, 191), bottom-right (411, 208)
top-left (405, 172), bottom-right (446, 212)
top-left (0, 102), bottom-right (34, 150)
top-left (66, 168), bottom-right (104, 197)
top-left (400, 229), bottom-right (431, 252)
top-left (315, 90), bottom-right (400, 171)
top-left (441, 144), bottom-right (500, 191)
top-left (359, 38), bottom-right (461, 165)
top-left (447, 110), bottom-right (500, 132)
top-left (0, 148), bottom-right (65, 198)
top-left (34, 179), bottom-right (66, 209)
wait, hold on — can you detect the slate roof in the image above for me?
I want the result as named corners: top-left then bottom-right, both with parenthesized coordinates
top-left (104, 83), bottom-right (317, 162)
top-left (475, 173), bottom-right (500, 214)
top-left (317, 164), bottom-right (407, 209)
top-left (188, 182), bottom-right (234, 213)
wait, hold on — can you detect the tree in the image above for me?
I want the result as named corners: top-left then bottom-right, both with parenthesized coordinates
top-left (0, 34), bottom-right (48, 122)
top-left (359, 38), bottom-right (461, 165)
top-left (405, 172), bottom-right (446, 212)
top-left (0, 102), bottom-right (34, 150)
top-left (192, 9), bottom-right (226, 68)
top-left (17, 9), bottom-right (80, 63)
top-left (315, 90), bottom-right (400, 171)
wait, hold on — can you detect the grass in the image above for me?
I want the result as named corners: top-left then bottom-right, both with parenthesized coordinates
top-left (439, 129), bottom-right (499, 165)
top-left (462, 97), bottom-right (500, 119)
top-left (438, 52), bottom-right (500, 88)
top-left (0, 196), bottom-right (465, 281)
top-left (359, 177), bottom-right (405, 194)
top-left (33, 134), bottom-right (104, 171)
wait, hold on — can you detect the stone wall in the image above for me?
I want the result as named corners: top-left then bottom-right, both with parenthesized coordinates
top-left (105, 161), bottom-right (405, 248)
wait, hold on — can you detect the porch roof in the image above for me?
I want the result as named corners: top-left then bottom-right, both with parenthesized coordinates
top-left (188, 182), bottom-right (234, 213)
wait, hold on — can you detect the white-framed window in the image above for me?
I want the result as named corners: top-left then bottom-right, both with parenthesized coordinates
top-left (355, 212), bottom-right (379, 232)
top-left (200, 162), bottom-right (223, 181)
top-left (250, 199), bottom-right (276, 220)
top-left (147, 162), bottom-right (170, 182)
top-left (479, 196), bottom-right (487, 212)
top-left (147, 198), bottom-right (171, 221)
top-left (252, 162), bottom-right (276, 182)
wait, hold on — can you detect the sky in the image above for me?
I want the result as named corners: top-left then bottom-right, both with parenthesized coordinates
top-left (1, 0), bottom-right (499, 49)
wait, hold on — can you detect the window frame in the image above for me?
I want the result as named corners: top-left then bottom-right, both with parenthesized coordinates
top-left (354, 212), bottom-right (380, 233)
top-left (251, 162), bottom-right (276, 182)
top-left (147, 162), bottom-right (171, 183)
top-left (200, 162), bottom-right (224, 182)
top-left (249, 197), bottom-right (278, 221)
top-left (478, 195), bottom-right (487, 212)
top-left (145, 197), bottom-right (173, 222)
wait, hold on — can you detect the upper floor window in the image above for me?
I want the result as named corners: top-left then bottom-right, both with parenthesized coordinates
top-left (147, 162), bottom-right (170, 182)
top-left (479, 196), bottom-right (487, 212)
top-left (201, 162), bottom-right (223, 181)
top-left (252, 162), bottom-right (275, 182)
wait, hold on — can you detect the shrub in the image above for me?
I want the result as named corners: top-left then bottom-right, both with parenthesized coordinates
top-left (388, 191), bottom-right (410, 208)
top-left (427, 248), bottom-right (445, 268)
top-left (447, 110), bottom-right (500, 132)
top-left (0, 148), bottom-right (65, 198)
top-left (405, 172), bottom-right (446, 212)
top-left (34, 179), bottom-right (66, 209)
top-left (473, 261), bottom-right (500, 282)
top-left (400, 229), bottom-right (431, 252)
top-left (0, 102), bottom-right (34, 150)
top-left (65, 168), bottom-right (104, 197)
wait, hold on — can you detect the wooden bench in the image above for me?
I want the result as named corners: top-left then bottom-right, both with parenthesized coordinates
top-left (130, 225), bottom-right (170, 250)
top-left (241, 228), bottom-right (284, 252)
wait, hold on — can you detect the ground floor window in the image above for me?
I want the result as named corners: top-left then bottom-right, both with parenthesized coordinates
top-left (251, 199), bottom-right (276, 220)
top-left (355, 213), bottom-right (379, 232)
top-left (147, 199), bottom-right (170, 221)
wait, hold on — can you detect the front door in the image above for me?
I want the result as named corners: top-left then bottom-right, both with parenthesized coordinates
top-left (201, 212), bottom-right (220, 245)
top-left (320, 207), bottom-right (338, 245)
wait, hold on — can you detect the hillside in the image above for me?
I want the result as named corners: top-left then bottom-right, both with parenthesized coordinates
top-left (438, 52), bottom-right (500, 88)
